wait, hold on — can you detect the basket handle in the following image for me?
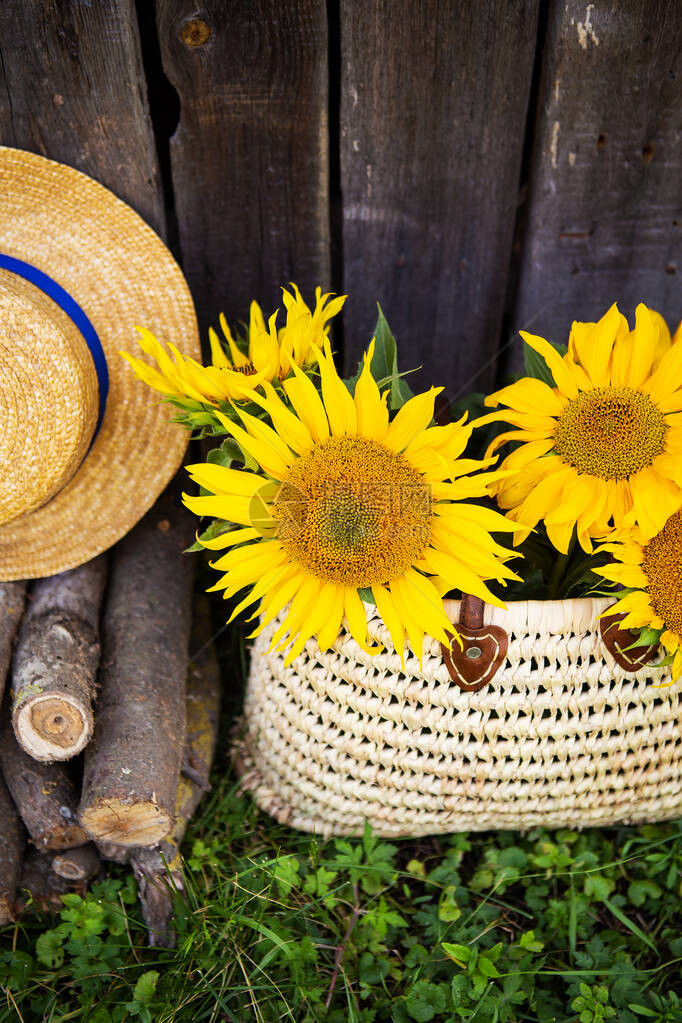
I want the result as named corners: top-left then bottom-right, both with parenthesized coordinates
top-left (440, 595), bottom-right (509, 692)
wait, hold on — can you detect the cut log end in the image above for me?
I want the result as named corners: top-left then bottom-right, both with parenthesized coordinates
top-left (52, 844), bottom-right (101, 882)
top-left (14, 694), bottom-right (91, 761)
top-left (17, 851), bottom-right (86, 915)
top-left (80, 799), bottom-right (172, 848)
top-left (40, 821), bottom-right (88, 853)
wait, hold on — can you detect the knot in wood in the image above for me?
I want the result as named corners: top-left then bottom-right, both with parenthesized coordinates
top-left (181, 19), bottom-right (211, 48)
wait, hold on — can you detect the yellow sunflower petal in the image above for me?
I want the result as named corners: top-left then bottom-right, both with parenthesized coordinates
top-left (215, 411), bottom-right (292, 480)
top-left (643, 335), bottom-right (682, 403)
top-left (484, 376), bottom-right (566, 416)
top-left (208, 326), bottom-right (232, 369)
top-left (398, 570), bottom-right (454, 646)
top-left (198, 526), bottom-right (261, 551)
top-left (623, 303), bottom-right (658, 388)
top-left (252, 381), bottom-right (315, 454)
top-left (389, 577), bottom-right (428, 661)
top-left (419, 548), bottom-right (506, 607)
top-left (628, 467), bottom-right (682, 539)
top-left (283, 582), bottom-right (339, 665)
top-left (234, 406), bottom-right (297, 466)
top-left (385, 388), bottom-right (442, 452)
top-left (316, 340), bottom-right (358, 435)
top-left (182, 492), bottom-right (257, 525)
top-left (185, 462), bottom-right (268, 496)
top-left (373, 584), bottom-right (406, 665)
top-left (316, 587), bottom-right (346, 651)
top-left (344, 589), bottom-right (382, 655)
top-left (569, 304), bottom-right (624, 386)
top-left (270, 575), bottom-right (322, 650)
top-left (283, 363), bottom-right (331, 442)
top-left (355, 339), bottom-right (390, 440)
top-left (598, 563), bottom-right (648, 588)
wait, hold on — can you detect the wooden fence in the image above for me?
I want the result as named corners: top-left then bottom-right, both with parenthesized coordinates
top-left (1, 0), bottom-right (680, 398)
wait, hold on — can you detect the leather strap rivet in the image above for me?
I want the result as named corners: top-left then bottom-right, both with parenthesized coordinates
top-left (441, 595), bottom-right (509, 692)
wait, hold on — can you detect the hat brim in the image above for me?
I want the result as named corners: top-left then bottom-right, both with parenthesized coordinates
top-left (0, 147), bottom-right (201, 580)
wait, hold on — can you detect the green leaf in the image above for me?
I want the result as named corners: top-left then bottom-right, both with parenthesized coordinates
top-left (206, 437), bottom-right (243, 468)
top-left (303, 865), bottom-right (338, 906)
top-left (519, 929), bottom-right (544, 953)
top-left (369, 305), bottom-right (397, 386)
top-left (185, 517), bottom-right (233, 553)
top-left (358, 587), bottom-right (376, 605)
top-left (405, 981), bottom-right (447, 1021)
top-left (627, 880), bottom-right (663, 906)
top-left (347, 305), bottom-right (416, 412)
top-left (477, 956), bottom-right (500, 979)
top-left (358, 952), bottom-right (390, 986)
top-left (437, 885), bottom-right (461, 922)
top-left (584, 873), bottom-right (615, 901)
top-left (442, 942), bottom-right (471, 965)
top-left (132, 970), bottom-right (159, 1007)
top-left (272, 854), bottom-right (301, 897)
top-left (523, 337), bottom-right (568, 386)
top-left (36, 931), bottom-right (64, 969)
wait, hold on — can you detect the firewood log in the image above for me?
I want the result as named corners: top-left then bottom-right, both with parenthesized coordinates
top-left (132, 595), bottom-right (221, 947)
top-left (79, 492), bottom-right (194, 847)
top-left (11, 557), bottom-right (106, 761)
top-left (0, 774), bottom-right (24, 924)
top-left (0, 582), bottom-right (26, 701)
top-left (0, 715), bottom-right (87, 850)
top-left (16, 850), bottom-right (85, 914)
top-left (95, 841), bottom-right (130, 864)
top-left (52, 843), bottom-right (101, 882)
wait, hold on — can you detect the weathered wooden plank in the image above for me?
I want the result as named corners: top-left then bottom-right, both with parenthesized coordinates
top-left (0, 0), bottom-right (164, 235)
top-left (513, 0), bottom-right (682, 363)
top-left (156, 0), bottom-right (330, 335)
top-left (339, 0), bottom-right (540, 393)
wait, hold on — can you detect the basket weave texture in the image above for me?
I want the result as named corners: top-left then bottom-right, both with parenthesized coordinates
top-left (234, 597), bottom-right (680, 837)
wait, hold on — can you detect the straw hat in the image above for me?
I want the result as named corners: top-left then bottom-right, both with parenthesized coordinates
top-left (0, 146), bottom-right (200, 581)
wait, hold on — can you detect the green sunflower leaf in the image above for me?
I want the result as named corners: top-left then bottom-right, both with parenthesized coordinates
top-left (206, 437), bottom-right (244, 469)
top-left (524, 338), bottom-right (568, 387)
top-left (345, 305), bottom-right (416, 411)
top-left (185, 518), bottom-right (233, 553)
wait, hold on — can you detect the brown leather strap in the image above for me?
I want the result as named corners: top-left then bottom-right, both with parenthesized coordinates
top-left (459, 594), bottom-right (484, 630)
top-left (599, 611), bottom-right (659, 672)
top-left (441, 595), bottom-right (508, 692)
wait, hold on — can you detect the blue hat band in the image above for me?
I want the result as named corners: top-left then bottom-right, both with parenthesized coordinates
top-left (0, 253), bottom-right (109, 438)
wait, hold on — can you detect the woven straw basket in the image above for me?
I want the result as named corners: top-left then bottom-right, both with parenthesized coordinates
top-left (234, 596), bottom-right (680, 837)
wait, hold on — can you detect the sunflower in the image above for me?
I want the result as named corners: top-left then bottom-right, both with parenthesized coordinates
top-left (596, 509), bottom-right (682, 682)
top-left (121, 284), bottom-right (345, 406)
top-left (183, 341), bottom-right (521, 665)
top-left (482, 303), bottom-right (682, 553)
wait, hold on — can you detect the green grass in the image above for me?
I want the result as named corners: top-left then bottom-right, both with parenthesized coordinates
top-left (3, 624), bottom-right (682, 1022)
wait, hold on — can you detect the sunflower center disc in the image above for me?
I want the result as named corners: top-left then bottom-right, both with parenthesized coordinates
top-left (642, 510), bottom-right (682, 634)
top-left (273, 435), bottom-right (432, 586)
top-left (553, 386), bottom-right (667, 480)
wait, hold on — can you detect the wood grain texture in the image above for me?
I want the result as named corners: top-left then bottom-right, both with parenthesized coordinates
top-left (0, 583), bottom-right (25, 706)
top-left (0, 0), bottom-right (164, 234)
top-left (512, 0), bottom-right (682, 366)
top-left (79, 491), bottom-right (194, 848)
top-left (157, 0), bottom-right (330, 336)
top-left (0, 716), bottom-right (87, 851)
top-left (12, 557), bottom-right (107, 762)
top-left (339, 0), bottom-right (540, 393)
